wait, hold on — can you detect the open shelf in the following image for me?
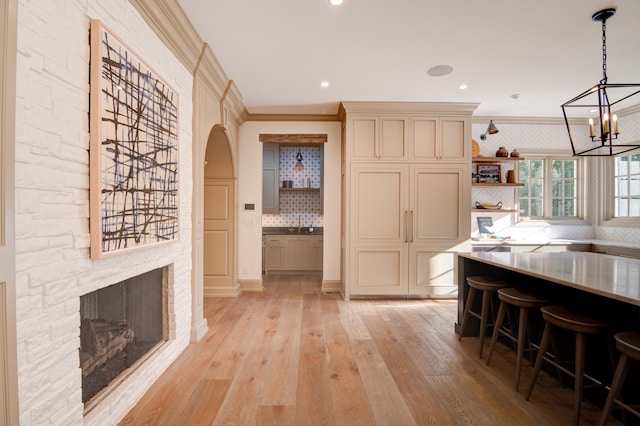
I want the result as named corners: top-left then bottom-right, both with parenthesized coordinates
top-left (472, 182), bottom-right (524, 187)
top-left (280, 188), bottom-right (321, 192)
top-left (472, 156), bottom-right (525, 162)
top-left (472, 209), bottom-right (522, 213)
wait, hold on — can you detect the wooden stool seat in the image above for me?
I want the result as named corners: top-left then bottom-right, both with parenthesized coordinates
top-left (459, 276), bottom-right (508, 359)
top-left (526, 305), bottom-right (614, 426)
top-left (615, 331), bottom-right (640, 360)
top-left (599, 332), bottom-right (640, 425)
top-left (498, 287), bottom-right (551, 309)
top-left (542, 305), bottom-right (614, 335)
top-left (467, 276), bottom-right (508, 292)
top-left (486, 287), bottom-right (551, 391)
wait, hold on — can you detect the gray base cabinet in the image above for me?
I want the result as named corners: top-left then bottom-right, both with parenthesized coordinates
top-left (265, 235), bottom-right (323, 273)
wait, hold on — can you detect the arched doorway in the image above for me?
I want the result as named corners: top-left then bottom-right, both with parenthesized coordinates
top-left (203, 126), bottom-right (239, 296)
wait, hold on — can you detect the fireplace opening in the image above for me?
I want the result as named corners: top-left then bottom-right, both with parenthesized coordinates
top-left (80, 267), bottom-right (166, 404)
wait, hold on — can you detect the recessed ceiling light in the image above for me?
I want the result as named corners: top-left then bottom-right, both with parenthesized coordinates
top-left (458, 84), bottom-right (468, 90)
top-left (511, 93), bottom-right (520, 99)
top-left (427, 65), bottom-right (453, 77)
top-left (320, 81), bottom-right (330, 88)
top-left (329, 0), bottom-right (343, 5)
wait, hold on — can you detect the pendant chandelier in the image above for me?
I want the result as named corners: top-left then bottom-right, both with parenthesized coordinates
top-left (561, 7), bottom-right (640, 156)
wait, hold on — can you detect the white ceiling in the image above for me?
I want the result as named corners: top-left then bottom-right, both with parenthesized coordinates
top-left (178, 0), bottom-right (640, 118)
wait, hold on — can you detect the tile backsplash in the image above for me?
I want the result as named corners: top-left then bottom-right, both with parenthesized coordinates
top-left (262, 146), bottom-right (323, 227)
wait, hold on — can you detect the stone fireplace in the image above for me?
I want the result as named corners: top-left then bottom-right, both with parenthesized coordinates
top-left (80, 266), bottom-right (168, 406)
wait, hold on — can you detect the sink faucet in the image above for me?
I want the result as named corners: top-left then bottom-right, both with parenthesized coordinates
top-left (298, 215), bottom-right (301, 233)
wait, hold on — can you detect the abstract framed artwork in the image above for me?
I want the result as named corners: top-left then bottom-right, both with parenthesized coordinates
top-left (89, 20), bottom-right (179, 258)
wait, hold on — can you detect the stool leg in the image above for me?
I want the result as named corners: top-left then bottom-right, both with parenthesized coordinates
top-left (573, 332), bottom-right (586, 426)
top-left (478, 289), bottom-right (491, 358)
top-left (458, 287), bottom-right (476, 341)
top-left (598, 353), bottom-right (631, 426)
top-left (486, 300), bottom-right (507, 366)
top-left (525, 321), bottom-right (551, 401)
top-left (515, 307), bottom-right (528, 392)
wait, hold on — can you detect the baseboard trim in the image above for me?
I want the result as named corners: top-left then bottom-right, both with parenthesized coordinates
top-left (321, 280), bottom-right (342, 293)
top-left (239, 279), bottom-right (264, 292)
top-left (203, 285), bottom-right (242, 298)
top-left (190, 317), bottom-right (209, 342)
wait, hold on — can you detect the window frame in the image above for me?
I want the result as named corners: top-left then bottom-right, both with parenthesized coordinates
top-left (600, 154), bottom-right (640, 227)
top-left (516, 150), bottom-right (590, 225)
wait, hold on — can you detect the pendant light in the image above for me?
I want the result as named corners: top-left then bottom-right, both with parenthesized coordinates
top-left (561, 7), bottom-right (640, 156)
top-left (293, 148), bottom-right (304, 171)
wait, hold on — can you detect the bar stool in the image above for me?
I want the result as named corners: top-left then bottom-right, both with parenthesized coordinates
top-left (485, 287), bottom-right (551, 392)
top-left (525, 305), bottom-right (614, 426)
top-left (458, 276), bottom-right (508, 359)
top-left (599, 331), bottom-right (640, 425)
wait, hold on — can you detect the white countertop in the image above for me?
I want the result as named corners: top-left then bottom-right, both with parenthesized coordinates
top-left (458, 251), bottom-right (640, 306)
top-left (470, 239), bottom-right (640, 249)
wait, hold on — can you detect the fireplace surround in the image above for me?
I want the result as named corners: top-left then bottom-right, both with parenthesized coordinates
top-left (80, 267), bottom-right (168, 406)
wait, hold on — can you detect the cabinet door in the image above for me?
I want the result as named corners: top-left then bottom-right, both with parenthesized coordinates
top-left (265, 236), bottom-right (286, 271)
top-left (350, 246), bottom-right (408, 295)
top-left (313, 237), bottom-right (323, 270)
top-left (350, 164), bottom-right (409, 294)
top-left (411, 164), bottom-right (470, 245)
top-left (440, 117), bottom-right (468, 162)
top-left (262, 144), bottom-right (279, 213)
top-left (408, 249), bottom-right (457, 296)
top-left (351, 164), bottom-right (408, 242)
top-left (410, 116), bottom-right (469, 162)
top-left (351, 116), bottom-right (377, 160)
top-left (410, 116), bottom-right (437, 160)
top-left (379, 116), bottom-right (407, 160)
top-left (287, 237), bottom-right (315, 270)
top-left (350, 116), bottom-right (407, 161)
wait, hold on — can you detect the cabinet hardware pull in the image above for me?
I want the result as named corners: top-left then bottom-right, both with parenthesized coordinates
top-left (410, 210), bottom-right (414, 242)
top-left (404, 211), bottom-right (408, 243)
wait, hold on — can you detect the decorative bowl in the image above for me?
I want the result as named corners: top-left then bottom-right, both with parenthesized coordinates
top-left (475, 201), bottom-right (503, 210)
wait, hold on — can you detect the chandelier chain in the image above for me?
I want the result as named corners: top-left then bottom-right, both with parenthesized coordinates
top-left (601, 19), bottom-right (608, 83)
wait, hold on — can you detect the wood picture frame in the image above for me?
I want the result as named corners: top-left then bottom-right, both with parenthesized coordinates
top-left (89, 20), bottom-right (179, 258)
top-left (478, 163), bottom-right (502, 184)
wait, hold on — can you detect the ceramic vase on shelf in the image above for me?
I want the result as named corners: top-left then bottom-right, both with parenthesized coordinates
top-left (510, 148), bottom-right (520, 158)
top-left (496, 146), bottom-right (509, 157)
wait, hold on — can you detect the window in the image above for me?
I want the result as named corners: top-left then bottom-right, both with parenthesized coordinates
top-left (518, 156), bottom-right (583, 220)
top-left (613, 154), bottom-right (640, 217)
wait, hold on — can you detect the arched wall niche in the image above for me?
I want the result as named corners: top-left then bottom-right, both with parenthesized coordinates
top-left (205, 125), bottom-right (235, 178)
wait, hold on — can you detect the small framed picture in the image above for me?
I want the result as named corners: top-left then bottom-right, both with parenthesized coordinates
top-left (477, 217), bottom-right (494, 235)
top-left (478, 164), bottom-right (502, 183)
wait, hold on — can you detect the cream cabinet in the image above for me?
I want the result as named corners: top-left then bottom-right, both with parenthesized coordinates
top-left (265, 235), bottom-right (323, 273)
top-left (342, 101), bottom-right (477, 299)
top-left (411, 116), bottom-right (469, 162)
top-left (349, 115), bottom-right (408, 161)
top-left (348, 163), bottom-right (470, 296)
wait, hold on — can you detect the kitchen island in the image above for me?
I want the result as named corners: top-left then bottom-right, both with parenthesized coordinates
top-left (455, 251), bottom-right (640, 335)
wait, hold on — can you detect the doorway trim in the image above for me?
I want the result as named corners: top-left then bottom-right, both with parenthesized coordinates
top-left (1, 0), bottom-right (19, 424)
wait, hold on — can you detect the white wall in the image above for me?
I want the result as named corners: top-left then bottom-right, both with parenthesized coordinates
top-left (472, 118), bottom-right (640, 243)
top-left (238, 121), bottom-right (342, 282)
top-left (15, 1), bottom-right (193, 423)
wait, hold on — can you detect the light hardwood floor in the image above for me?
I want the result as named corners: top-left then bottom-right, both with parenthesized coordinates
top-left (120, 274), bottom-right (618, 425)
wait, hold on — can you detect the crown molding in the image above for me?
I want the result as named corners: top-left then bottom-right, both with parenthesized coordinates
top-left (340, 101), bottom-right (480, 115)
top-left (129, 0), bottom-right (249, 124)
top-left (246, 113), bottom-right (341, 122)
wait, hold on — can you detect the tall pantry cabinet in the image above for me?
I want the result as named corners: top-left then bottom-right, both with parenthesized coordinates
top-left (341, 102), bottom-right (478, 299)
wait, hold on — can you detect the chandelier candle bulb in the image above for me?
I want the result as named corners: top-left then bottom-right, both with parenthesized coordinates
top-left (603, 113), bottom-right (610, 133)
top-left (613, 114), bottom-right (618, 134)
top-left (589, 118), bottom-right (595, 137)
